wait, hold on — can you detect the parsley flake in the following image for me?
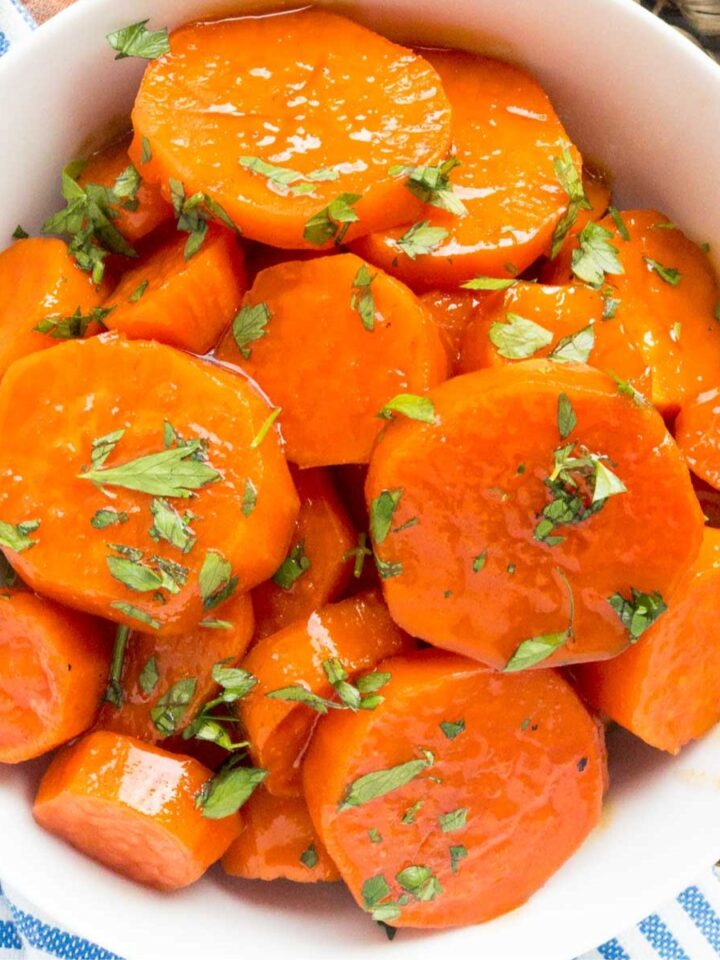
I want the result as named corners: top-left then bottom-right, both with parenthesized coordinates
top-left (232, 302), bottom-right (271, 359)
top-left (472, 552), bottom-right (487, 573)
top-left (489, 313), bottom-right (553, 359)
top-left (138, 655), bottom-right (159, 696)
top-left (91, 508), bottom-right (128, 529)
top-left (608, 206), bottom-right (630, 241)
top-left (339, 751), bottom-right (434, 810)
top-left (504, 571), bottom-right (574, 671)
top-left (106, 19), bottom-right (170, 60)
top-left (148, 498), bottom-right (196, 554)
top-left (396, 220), bottom-right (449, 259)
top-left (644, 257), bottom-right (681, 286)
top-left (449, 845), bottom-right (468, 873)
top-left (250, 407), bottom-right (281, 449)
top-left (239, 156), bottom-right (339, 197)
top-left (571, 222), bottom-right (624, 288)
top-left (35, 306), bottom-right (111, 340)
top-left (103, 624), bottom-right (130, 708)
top-left (608, 588), bottom-right (667, 641)
top-left (168, 179), bottom-right (237, 259)
top-left (396, 865), bottom-right (442, 902)
top-left (197, 759), bottom-right (266, 819)
top-left (438, 807), bottom-right (468, 833)
top-left (272, 541), bottom-right (311, 590)
top-left (461, 276), bottom-right (517, 291)
top-left (0, 519), bottom-right (40, 553)
top-left (242, 478), bottom-right (257, 517)
top-left (150, 677), bottom-right (197, 735)
top-left (351, 264), bottom-right (376, 331)
top-left (109, 601), bottom-right (161, 629)
top-left (129, 279), bottom-right (148, 303)
top-left (549, 324), bottom-right (595, 364)
top-left (550, 149), bottom-right (591, 258)
top-left (300, 845), bottom-right (319, 869)
top-left (199, 550), bottom-right (237, 610)
top-left (557, 393), bottom-right (577, 440)
top-left (390, 156), bottom-right (466, 217)
top-left (439, 718), bottom-right (465, 740)
top-left (12, 225), bottom-right (29, 240)
top-left (303, 193), bottom-right (360, 245)
top-left (378, 393), bottom-right (437, 424)
top-left (370, 489), bottom-right (403, 545)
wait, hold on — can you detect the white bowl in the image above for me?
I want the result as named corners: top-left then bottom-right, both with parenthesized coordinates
top-left (1, 2), bottom-right (720, 958)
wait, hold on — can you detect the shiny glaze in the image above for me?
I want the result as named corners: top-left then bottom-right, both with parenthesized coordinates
top-left (252, 466), bottom-right (356, 641)
top-left (240, 590), bottom-right (412, 797)
top-left (676, 387), bottom-right (720, 489)
top-left (215, 252), bottom-right (448, 465)
top-left (304, 650), bottom-right (606, 927)
top-left (222, 787), bottom-right (339, 882)
top-left (366, 361), bottom-right (703, 668)
top-left (352, 49), bottom-right (577, 289)
top-left (0, 238), bottom-right (104, 380)
top-left (0, 334), bottom-right (299, 634)
top-left (34, 730), bottom-right (241, 890)
top-left (0, 588), bottom-right (110, 763)
top-left (575, 527), bottom-right (720, 753)
top-left (130, 10), bottom-right (452, 249)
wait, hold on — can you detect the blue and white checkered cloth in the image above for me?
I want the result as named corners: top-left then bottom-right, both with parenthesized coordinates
top-left (3, 2), bottom-right (720, 958)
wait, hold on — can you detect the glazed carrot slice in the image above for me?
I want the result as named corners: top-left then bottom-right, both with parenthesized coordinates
top-left (574, 528), bottom-right (720, 754)
top-left (79, 134), bottom-right (172, 244)
top-left (594, 209), bottom-right (720, 413)
top-left (366, 361), bottom-right (703, 669)
top-left (538, 166), bottom-right (611, 284)
top-left (0, 588), bottom-right (110, 764)
top-left (222, 788), bottom-right (339, 883)
top-left (0, 238), bottom-right (105, 379)
top-left (130, 10), bottom-right (451, 249)
top-left (103, 227), bottom-right (247, 354)
top-left (351, 49), bottom-right (579, 290)
top-left (98, 590), bottom-right (254, 743)
top-left (420, 290), bottom-right (485, 373)
top-left (0, 335), bottom-right (298, 635)
top-left (304, 649), bottom-right (605, 928)
top-left (33, 730), bottom-right (241, 890)
top-left (458, 280), bottom-right (647, 386)
top-left (252, 468), bottom-right (356, 641)
top-left (675, 389), bottom-right (720, 491)
top-left (215, 253), bottom-right (447, 466)
top-left (240, 591), bottom-right (412, 797)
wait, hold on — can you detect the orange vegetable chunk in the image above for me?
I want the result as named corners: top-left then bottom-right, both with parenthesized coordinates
top-left (458, 280), bottom-right (647, 385)
top-left (574, 527), bottom-right (720, 753)
top-left (0, 238), bottom-right (105, 379)
top-left (79, 135), bottom-right (172, 244)
top-left (596, 210), bottom-right (720, 413)
top-left (103, 227), bottom-right (247, 354)
top-left (420, 289), bottom-right (485, 373)
top-left (676, 389), bottom-right (720, 491)
top-left (352, 50), bottom-right (579, 289)
top-left (252, 468), bottom-right (356, 641)
top-left (304, 650), bottom-right (606, 928)
top-left (0, 335), bottom-right (299, 635)
top-left (0, 588), bottom-right (110, 764)
top-left (33, 730), bottom-right (241, 890)
top-left (130, 10), bottom-right (452, 249)
top-left (222, 788), bottom-right (339, 882)
top-left (538, 166), bottom-right (611, 284)
top-left (215, 253), bottom-right (447, 466)
top-left (240, 591), bottom-right (412, 797)
top-left (366, 361), bottom-right (703, 669)
top-left (98, 590), bottom-right (254, 743)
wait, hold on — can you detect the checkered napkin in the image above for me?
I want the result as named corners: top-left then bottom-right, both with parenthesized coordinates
top-left (2, 0), bottom-right (720, 957)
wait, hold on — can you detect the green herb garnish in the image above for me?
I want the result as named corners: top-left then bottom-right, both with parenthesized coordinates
top-left (232, 302), bottom-right (271, 359)
top-left (396, 220), bottom-right (448, 259)
top-left (303, 193), bottom-right (360, 245)
top-left (488, 313), bottom-right (553, 359)
top-left (239, 156), bottom-right (339, 197)
top-left (197, 758), bottom-right (267, 819)
top-left (351, 264), bottom-right (376, 331)
top-left (148, 498), bottom-right (196, 554)
top-left (0, 519), bottom-right (40, 553)
top-left (35, 306), bottom-right (111, 340)
top-left (644, 257), bottom-right (681, 286)
top-left (504, 571), bottom-right (574, 671)
top-left (106, 19), bottom-right (170, 60)
top-left (272, 540), bottom-right (311, 590)
top-left (103, 625), bottom-right (130, 707)
top-left (378, 393), bottom-right (436, 424)
top-left (199, 550), bottom-right (237, 610)
top-left (339, 751), bottom-right (433, 810)
top-left (548, 324), bottom-right (595, 364)
top-left (370, 489), bottom-right (403, 545)
top-left (138, 655), bottom-right (159, 695)
top-left (390, 156), bottom-right (466, 216)
top-left (90, 508), bottom-right (129, 529)
top-left (608, 588), bottom-right (667, 641)
top-left (550, 149), bottom-right (591, 258)
top-left (571, 221), bottom-right (624, 288)
top-left (250, 407), bottom-right (281, 449)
